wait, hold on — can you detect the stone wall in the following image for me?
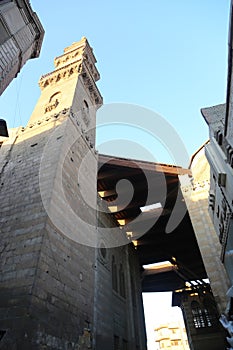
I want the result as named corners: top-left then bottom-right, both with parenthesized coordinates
top-left (180, 146), bottom-right (230, 313)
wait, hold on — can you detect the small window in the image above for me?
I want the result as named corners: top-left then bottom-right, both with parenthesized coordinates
top-left (83, 100), bottom-right (89, 109)
top-left (122, 339), bottom-right (128, 350)
top-left (0, 20), bottom-right (10, 45)
top-left (0, 330), bottom-right (6, 341)
top-left (99, 243), bottom-right (106, 259)
top-left (119, 264), bottom-right (126, 298)
top-left (82, 100), bottom-right (90, 126)
top-left (171, 340), bottom-right (179, 346)
top-left (114, 335), bottom-right (120, 350)
top-left (191, 301), bottom-right (205, 328)
top-left (112, 256), bottom-right (118, 292)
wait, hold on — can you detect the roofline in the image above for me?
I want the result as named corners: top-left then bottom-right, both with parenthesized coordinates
top-left (98, 153), bottom-right (191, 176)
top-left (188, 140), bottom-right (209, 169)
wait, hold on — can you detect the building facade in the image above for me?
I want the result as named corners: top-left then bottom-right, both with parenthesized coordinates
top-left (155, 320), bottom-right (190, 350)
top-left (201, 1), bottom-right (233, 348)
top-left (0, 26), bottom-right (231, 350)
top-left (173, 286), bottom-right (227, 350)
top-left (0, 38), bottom-right (146, 349)
top-left (179, 145), bottom-right (230, 314)
top-left (0, 0), bottom-right (44, 95)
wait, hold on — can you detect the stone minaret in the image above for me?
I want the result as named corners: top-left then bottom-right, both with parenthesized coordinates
top-left (0, 38), bottom-right (147, 350)
top-left (29, 36), bottom-right (102, 144)
top-left (0, 38), bottom-right (103, 349)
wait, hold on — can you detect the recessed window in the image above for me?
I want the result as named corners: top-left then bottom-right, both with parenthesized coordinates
top-left (119, 264), bottom-right (126, 298)
top-left (191, 301), bottom-right (205, 328)
top-left (99, 243), bottom-right (106, 259)
top-left (0, 330), bottom-right (6, 341)
top-left (112, 256), bottom-right (118, 292)
top-left (122, 339), bottom-right (128, 350)
top-left (83, 100), bottom-right (89, 109)
top-left (114, 335), bottom-right (120, 350)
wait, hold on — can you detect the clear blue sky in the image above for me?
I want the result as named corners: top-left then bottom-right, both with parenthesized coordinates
top-left (1, 0), bottom-right (231, 164)
top-left (0, 1), bottom-right (231, 348)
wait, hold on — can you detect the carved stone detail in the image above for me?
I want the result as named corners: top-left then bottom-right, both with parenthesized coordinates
top-left (44, 99), bottom-right (59, 113)
top-left (81, 63), bottom-right (103, 105)
top-left (27, 108), bottom-right (70, 129)
top-left (39, 62), bottom-right (81, 90)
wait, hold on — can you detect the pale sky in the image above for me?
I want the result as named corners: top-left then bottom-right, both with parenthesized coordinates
top-left (143, 292), bottom-right (184, 350)
top-left (1, 1), bottom-right (231, 349)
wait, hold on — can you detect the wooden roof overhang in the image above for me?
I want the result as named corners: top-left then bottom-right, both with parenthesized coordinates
top-left (97, 154), bottom-right (207, 292)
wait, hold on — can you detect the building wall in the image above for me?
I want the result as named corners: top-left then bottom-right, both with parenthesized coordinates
top-left (179, 146), bottom-right (230, 314)
top-left (0, 0), bottom-right (44, 95)
top-left (174, 289), bottom-right (227, 350)
top-left (155, 321), bottom-right (190, 350)
top-left (0, 38), bottom-right (146, 349)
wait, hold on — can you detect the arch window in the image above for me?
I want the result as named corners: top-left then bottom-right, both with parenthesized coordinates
top-left (44, 92), bottom-right (61, 113)
top-left (49, 91), bottom-right (61, 103)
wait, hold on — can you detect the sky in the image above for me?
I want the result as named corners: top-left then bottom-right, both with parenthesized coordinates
top-left (0, 1), bottom-right (231, 348)
top-left (143, 292), bottom-right (185, 350)
top-left (1, 1), bottom-right (231, 164)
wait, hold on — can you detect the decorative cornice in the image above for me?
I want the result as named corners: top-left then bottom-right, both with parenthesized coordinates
top-left (26, 108), bottom-right (70, 130)
top-left (39, 60), bottom-right (82, 90)
top-left (39, 37), bottom-right (101, 91)
top-left (181, 179), bottom-right (210, 194)
top-left (81, 62), bottom-right (103, 105)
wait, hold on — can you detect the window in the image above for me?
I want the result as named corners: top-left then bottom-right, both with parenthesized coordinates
top-left (0, 330), bottom-right (6, 341)
top-left (119, 264), bottom-right (126, 298)
top-left (191, 301), bottom-right (205, 328)
top-left (0, 21), bottom-right (10, 45)
top-left (203, 298), bottom-right (218, 327)
top-left (191, 298), bottom-right (217, 329)
top-left (130, 273), bottom-right (136, 306)
top-left (114, 335), bottom-right (120, 350)
top-left (112, 256), bottom-right (118, 292)
top-left (99, 243), bottom-right (106, 260)
top-left (122, 339), bottom-right (128, 350)
top-left (83, 100), bottom-right (89, 109)
top-left (171, 340), bottom-right (179, 346)
top-left (82, 100), bottom-right (90, 126)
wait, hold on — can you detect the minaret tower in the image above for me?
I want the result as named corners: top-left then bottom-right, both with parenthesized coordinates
top-left (0, 38), bottom-right (102, 349)
top-left (28, 36), bottom-right (102, 144)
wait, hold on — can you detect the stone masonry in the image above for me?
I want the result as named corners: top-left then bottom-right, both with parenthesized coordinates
top-left (0, 0), bottom-right (44, 95)
top-left (0, 38), bottom-right (146, 349)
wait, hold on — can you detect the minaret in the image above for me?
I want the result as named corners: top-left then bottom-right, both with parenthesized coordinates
top-left (0, 38), bottom-right (103, 349)
top-left (28, 36), bottom-right (102, 145)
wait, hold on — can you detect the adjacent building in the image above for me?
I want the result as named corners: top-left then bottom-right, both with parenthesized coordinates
top-left (201, 1), bottom-right (233, 348)
top-left (155, 320), bottom-right (190, 350)
top-left (0, 0), bottom-right (44, 95)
